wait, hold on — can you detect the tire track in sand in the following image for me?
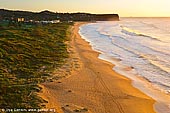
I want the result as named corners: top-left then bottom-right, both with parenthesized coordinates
top-left (93, 71), bottom-right (125, 113)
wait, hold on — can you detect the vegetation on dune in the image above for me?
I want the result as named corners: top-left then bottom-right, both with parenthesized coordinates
top-left (0, 22), bottom-right (72, 109)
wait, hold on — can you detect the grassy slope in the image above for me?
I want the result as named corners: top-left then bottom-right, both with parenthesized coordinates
top-left (0, 22), bottom-right (72, 109)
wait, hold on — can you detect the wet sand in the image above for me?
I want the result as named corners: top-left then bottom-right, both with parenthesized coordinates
top-left (40, 22), bottom-right (156, 113)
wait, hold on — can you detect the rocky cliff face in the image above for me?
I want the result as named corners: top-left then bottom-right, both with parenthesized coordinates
top-left (95, 14), bottom-right (119, 21)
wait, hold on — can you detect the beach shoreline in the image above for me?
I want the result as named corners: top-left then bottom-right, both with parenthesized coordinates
top-left (79, 22), bottom-right (170, 113)
top-left (39, 22), bottom-right (156, 113)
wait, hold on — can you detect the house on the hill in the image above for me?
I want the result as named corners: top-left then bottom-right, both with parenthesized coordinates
top-left (40, 20), bottom-right (60, 24)
top-left (17, 18), bottom-right (24, 22)
top-left (52, 20), bottom-right (60, 23)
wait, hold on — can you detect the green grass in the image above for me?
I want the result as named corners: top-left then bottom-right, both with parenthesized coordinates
top-left (0, 22), bottom-right (73, 109)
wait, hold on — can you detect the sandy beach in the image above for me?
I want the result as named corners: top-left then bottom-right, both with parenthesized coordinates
top-left (40, 22), bottom-right (156, 113)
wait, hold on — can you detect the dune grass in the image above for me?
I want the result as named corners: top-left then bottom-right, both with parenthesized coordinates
top-left (0, 22), bottom-right (72, 109)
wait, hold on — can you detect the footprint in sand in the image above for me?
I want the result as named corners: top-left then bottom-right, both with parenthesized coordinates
top-left (68, 90), bottom-right (72, 93)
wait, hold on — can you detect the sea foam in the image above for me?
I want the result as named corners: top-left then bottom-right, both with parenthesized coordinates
top-left (79, 18), bottom-right (170, 113)
top-left (80, 19), bottom-right (170, 92)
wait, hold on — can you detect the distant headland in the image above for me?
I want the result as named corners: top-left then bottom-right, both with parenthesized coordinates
top-left (0, 9), bottom-right (119, 22)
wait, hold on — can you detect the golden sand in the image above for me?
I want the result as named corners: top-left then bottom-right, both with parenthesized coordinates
top-left (39, 22), bottom-right (156, 113)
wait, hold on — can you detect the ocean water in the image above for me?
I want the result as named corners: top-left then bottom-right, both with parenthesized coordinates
top-left (79, 18), bottom-right (170, 111)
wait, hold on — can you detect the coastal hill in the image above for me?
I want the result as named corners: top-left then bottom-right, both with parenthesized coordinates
top-left (0, 9), bottom-right (119, 21)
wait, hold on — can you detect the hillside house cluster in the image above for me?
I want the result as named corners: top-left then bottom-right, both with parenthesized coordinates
top-left (0, 9), bottom-right (119, 23)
